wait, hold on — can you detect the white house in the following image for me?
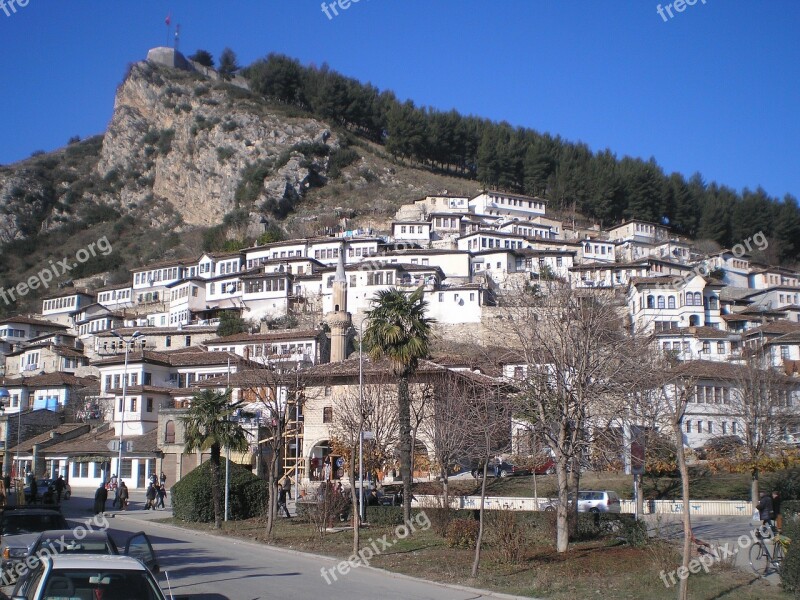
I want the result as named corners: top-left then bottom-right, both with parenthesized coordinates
top-left (469, 191), bottom-right (547, 220)
top-left (627, 275), bottom-right (724, 334)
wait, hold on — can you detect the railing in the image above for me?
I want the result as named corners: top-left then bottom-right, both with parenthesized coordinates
top-left (412, 494), bottom-right (754, 516)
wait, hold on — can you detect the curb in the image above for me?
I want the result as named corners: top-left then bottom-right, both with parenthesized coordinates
top-left (114, 514), bottom-right (537, 600)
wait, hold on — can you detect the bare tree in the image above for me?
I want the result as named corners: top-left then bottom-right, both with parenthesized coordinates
top-left (233, 363), bottom-right (301, 538)
top-left (420, 370), bottom-right (472, 512)
top-left (627, 349), bottom-right (699, 600)
top-left (330, 373), bottom-right (399, 553)
top-left (458, 372), bottom-right (512, 578)
top-left (497, 281), bottom-right (633, 553)
top-left (726, 352), bottom-right (798, 503)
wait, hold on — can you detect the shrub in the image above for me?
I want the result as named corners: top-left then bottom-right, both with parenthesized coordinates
top-left (487, 510), bottom-right (528, 564)
top-left (781, 516), bottom-right (800, 596)
top-left (445, 518), bottom-right (479, 549)
top-left (327, 147), bottom-right (359, 179)
top-left (216, 147), bottom-right (236, 163)
top-left (171, 459), bottom-right (267, 523)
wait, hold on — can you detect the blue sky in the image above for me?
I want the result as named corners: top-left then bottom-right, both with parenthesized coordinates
top-left (1, 1), bottom-right (798, 198)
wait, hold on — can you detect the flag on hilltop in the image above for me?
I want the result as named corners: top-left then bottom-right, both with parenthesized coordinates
top-left (165, 13), bottom-right (171, 26)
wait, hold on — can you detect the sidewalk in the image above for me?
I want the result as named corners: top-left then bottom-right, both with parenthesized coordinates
top-left (56, 488), bottom-right (174, 522)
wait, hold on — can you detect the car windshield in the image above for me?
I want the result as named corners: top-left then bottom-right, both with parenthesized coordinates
top-left (33, 539), bottom-right (113, 555)
top-left (43, 569), bottom-right (164, 600)
top-left (1, 514), bottom-right (66, 535)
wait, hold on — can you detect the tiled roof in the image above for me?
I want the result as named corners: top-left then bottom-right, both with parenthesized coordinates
top-left (42, 428), bottom-right (161, 456)
top-left (204, 330), bottom-right (321, 345)
top-left (767, 332), bottom-right (800, 345)
top-left (0, 373), bottom-right (96, 388)
top-left (654, 327), bottom-right (734, 339)
top-left (299, 356), bottom-right (449, 382)
top-left (7, 424), bottom-right (90, 454)
top-left (105, 385), bottom-right (177, 395)
top-left (0, 316), bottom-right (68, 329)
top-left (94, 326), bottom-right (217, 338)
top-left (744, 321), bottom-right (800, 337)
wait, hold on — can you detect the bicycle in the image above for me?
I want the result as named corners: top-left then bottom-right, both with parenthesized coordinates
top-left (749, 524), bottom-right (791, 577)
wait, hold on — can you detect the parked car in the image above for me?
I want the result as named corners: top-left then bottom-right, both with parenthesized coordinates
top-left (28, 530), bottom-right (159, 573)
top-left (543, 490), bottom-right (622, 514)
top-left (0, 508), bottom-right (69, 572)
top-left (472, 461), bottom-right (531, 478)
top-left (10, 555), bottom-right (167, 600)
top-left (23, 479), bottom-right (72, 503)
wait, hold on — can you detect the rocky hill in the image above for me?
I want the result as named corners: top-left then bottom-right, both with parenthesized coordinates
top-left (0, 52), bottom-right (476, 314)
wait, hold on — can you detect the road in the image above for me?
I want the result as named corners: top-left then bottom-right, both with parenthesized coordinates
top-left (53, 488), bottom-right (526, 600)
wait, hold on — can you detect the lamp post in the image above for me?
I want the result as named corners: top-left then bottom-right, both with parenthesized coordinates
top-left (0, 387), bottom-right (9, 480)
top-left (357, 316), bottom-right (368, 523)
top-left (111, 331), bottom-right (143, 486)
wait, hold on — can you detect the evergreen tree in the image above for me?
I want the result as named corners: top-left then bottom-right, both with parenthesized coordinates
top-left (189, 49), bottom-right (214, 68)
top-left (773, 195), bottom-right (800, 263)
top-left (218, 48), bottom-right (240, 81)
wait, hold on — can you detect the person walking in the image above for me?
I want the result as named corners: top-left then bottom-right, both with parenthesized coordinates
top-left (93, 483), bottom-right (108, 515)
top-left (277, 482), bottom-right (292, 518)
top-left (160, 472), bottom-right (166, 487)
top-left (756, 490), bottom-right (775, 530)
top-left (145, 482), bottom-right (157, 510)
top-left (118, 481), bottom-right (129, 510)
top-left (772, 490), bottom-right (783, 532)
top-left (28, 478), bottom-right (38, 504)
top-left (54, 475), bottom-right (65, 504)
top-left (156, 484), bottom-right (166, 509)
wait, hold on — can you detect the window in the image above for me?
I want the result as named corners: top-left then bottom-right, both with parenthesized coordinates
top-left (72, 462), bottom-right (89, 478)
top-left (146, 398), bottom-right (153, 412)
top-left (323, 407), bottom-right (333, 423)
top-left (324, 386), bottom-right (332, 397)
top-left (119, 459), bottom-right (132, 478)
top-left (647, 295), bottom-right (655, 309)
top-left (686, 421), bottom-right (692, 433)
top-left (164, 420), bottom-right (175, 443)
top-left (717, 341), bottom-right (725, 354)
top-left (165, 336), bottom-right (171, 348)
top-left (668, 296), bottom-right (676, 309)
top-left (105, 375), bottom-right (112, 390)
top-left (118, 398), bottom-right (124, 412)
top-left (781, 346), bottom-right (790, 360)
top-left (438, 293), bottom-right (444, 302)
top-left (702, 341), bottom-right (710, 353)
top-left (708, 422), bottom-right (713, 434)
top-left (657, 296), bottom-right (665, 309)
top-left (93, 462), bottom-right (104, 478)
top-left (722, 422), bottom-right (727, 435)
top-left (113, 374), bottom-right (121, 389)
top-left (185, 336), bottom-right (191, 347)
top-left (130, 398), bottom-right (137, 412)
top-left (732, 422), bottom-right (738, 434)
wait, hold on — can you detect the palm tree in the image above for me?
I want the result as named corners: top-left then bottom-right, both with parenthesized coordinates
top-left (181, 389), bottom-right (250, 529)
top-left (364, 287), bottom-right (434, 522)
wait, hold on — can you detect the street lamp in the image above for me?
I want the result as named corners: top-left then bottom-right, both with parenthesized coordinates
top-left (357, 316), bottom-right (368, 523)
top-left (0, 387), bottom-right (9, 480)
top-left (111, 330), bottom-right (143, 486)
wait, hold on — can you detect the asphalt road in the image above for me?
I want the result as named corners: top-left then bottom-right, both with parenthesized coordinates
top-left (51, 488), bottom-right (527, 600)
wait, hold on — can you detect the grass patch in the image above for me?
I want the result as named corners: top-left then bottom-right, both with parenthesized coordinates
top-left (157, 512), bottom-right (783, 599)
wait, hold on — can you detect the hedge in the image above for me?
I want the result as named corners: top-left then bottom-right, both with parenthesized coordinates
top-left (171, 459), bottom-right (268, 523)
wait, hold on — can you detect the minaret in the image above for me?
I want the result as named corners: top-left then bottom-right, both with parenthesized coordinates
top-left (326, 246), bottom-right (351, 363)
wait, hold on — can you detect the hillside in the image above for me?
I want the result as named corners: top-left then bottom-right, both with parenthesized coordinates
top-left (0, 49), bottom-right (797, 315)
top-left (0, 57), bottom-right (477, 315)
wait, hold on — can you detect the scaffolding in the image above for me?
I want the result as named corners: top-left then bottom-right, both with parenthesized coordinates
top-left (282, 389), bottom-right (304, 484)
